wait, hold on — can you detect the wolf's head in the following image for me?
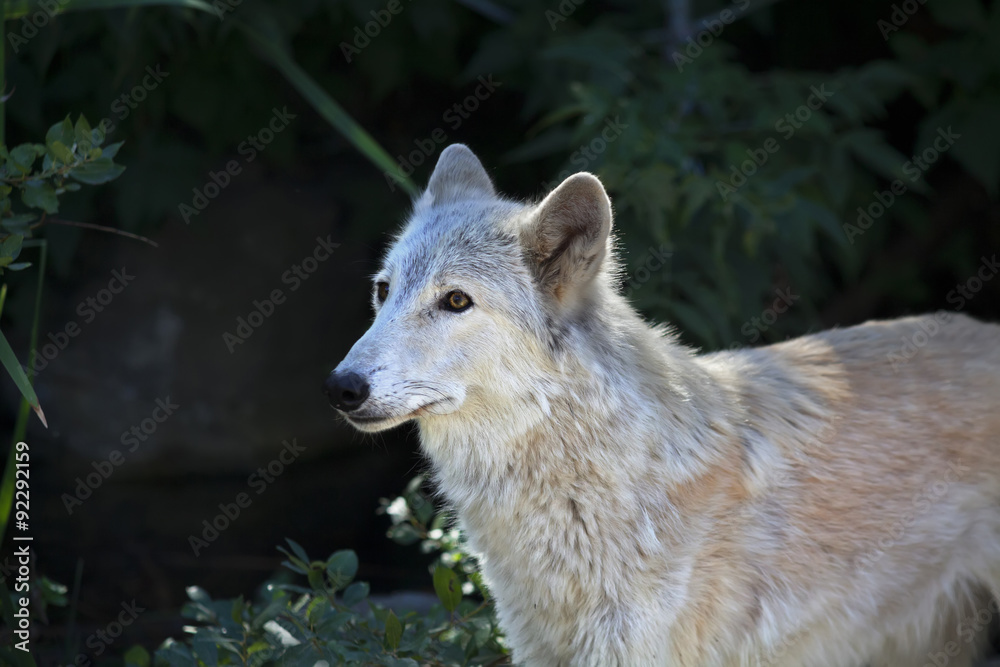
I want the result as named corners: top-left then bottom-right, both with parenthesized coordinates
top-left (325, 144), bottom-right (616, 436)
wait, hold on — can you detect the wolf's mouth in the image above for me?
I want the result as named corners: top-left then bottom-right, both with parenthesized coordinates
top-left (344, 414), bottom-right (392, 425)
top-left (342, 400), bottom-right (447, 430)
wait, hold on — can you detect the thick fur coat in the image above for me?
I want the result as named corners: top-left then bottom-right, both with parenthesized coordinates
top-left (328, 144), bottom-right (1000, 666)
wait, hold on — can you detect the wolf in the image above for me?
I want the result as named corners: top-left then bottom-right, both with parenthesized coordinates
top-left (325, 144), bottom-right (1000, 666)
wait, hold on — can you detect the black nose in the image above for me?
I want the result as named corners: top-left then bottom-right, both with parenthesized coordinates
top-left (324, 372), bottom-right (370, 412)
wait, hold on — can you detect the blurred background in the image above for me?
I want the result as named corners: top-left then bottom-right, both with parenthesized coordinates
top-left (0, 0), bottom-right (998, 662)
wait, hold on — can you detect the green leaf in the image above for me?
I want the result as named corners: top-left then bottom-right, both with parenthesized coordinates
top-left (277, 543), bottom-right (310, 573)
top-left (46, 116), bottom-right (75, 150)
top-left (926, 97), bottom-right (1000, 198)
top-left (408, 491), bottom-right (434, 525)
top-left (841, 129), bottom-right (929, 195)
top-left (230, 594), bottom-right (245, 625)
top-left (0, 233), bottom-right (23, 264)
top-left (285, 538), bottom-right (309, 563)
top-left (469, 569), bottom-right (491, 600)
top-left (249, 600), bottom-right (286, 632)
top-left (68, 158), bottom-right (126, 185)
top-left (384, 610), bottom-right (403, 650)
top-left (21, 182), bottom-right (59, 214)
top-left (433, 564), bottom-right (462, 612)
top-left (341, 581), bottom-right (369, 607)
top-left (102, 141), bottom-right (125, 159)
top-left (326, 550), bottom-right (358, 590)
top-left (1, 214), bottom-right (36, 235)
top-left (74, 115), bottom-right (93, 148)
top-left (154, 639), bottom-right (195, 667)
top-left (0, 327), bottom-right (45, 427)
top-left (90, 122), bottom-right (107, 148)
top-left (48, 140), bottom-right (75, 164)
top-left (797, 197), bottom-right (848, 247)
top-left (191, 637), bottom-right (219, 667)
top-left (124, 645), bottom-right (151, 667)
top-left (386, 522), bottom-right (422, 545)
top-left (8, 144), bottom-right (41, 172)
top-left (306, 563), bottom-right (326, 591)
top-left (38, 576), bottom-right (68, 606)
top-left (186, 585), bottom-right (212, 603)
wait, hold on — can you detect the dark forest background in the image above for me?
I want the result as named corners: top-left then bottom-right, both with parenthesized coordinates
top-left (0, 0), bottom-right (998, 662)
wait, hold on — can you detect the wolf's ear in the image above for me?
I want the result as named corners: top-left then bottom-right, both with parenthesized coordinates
top-left (424, 144), bottom-right (495, 206)
top-left (521, 173), bottom-right (612, 304)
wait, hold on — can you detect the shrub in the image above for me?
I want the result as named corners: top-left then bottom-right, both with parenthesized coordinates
top-left (134, 477), bottom-right (508, 667)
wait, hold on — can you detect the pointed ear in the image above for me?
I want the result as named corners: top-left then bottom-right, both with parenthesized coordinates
top-left (521, 173), bottom-right (612, 304)
top-left (424, 144), bottom-right (495, 206)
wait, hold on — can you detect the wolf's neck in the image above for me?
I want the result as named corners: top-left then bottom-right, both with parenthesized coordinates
top-left (417, 293), bottom-right (735, 515)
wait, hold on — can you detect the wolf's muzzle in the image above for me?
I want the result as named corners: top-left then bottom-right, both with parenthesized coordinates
top-left (324, 371), bottom-right (370, 412)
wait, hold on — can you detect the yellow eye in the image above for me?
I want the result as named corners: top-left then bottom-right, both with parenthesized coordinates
top-left (376, 282), bottom-right (389, 303)
top-left (443, 290), bottom-right (472, 312)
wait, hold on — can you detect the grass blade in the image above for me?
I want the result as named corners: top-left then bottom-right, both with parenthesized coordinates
top-left (239, 22), bottom-right (418, 196)
top-left (0, 329), bottom-right (44, 427)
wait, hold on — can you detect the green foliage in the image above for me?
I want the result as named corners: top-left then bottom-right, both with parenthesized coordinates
top-left (0, 114), bottom-right (123, 422)
top-left (7, 0), bottom-right (998, 349)
top-left (146, 478), bottom-right (507, 666)
top-left (473, 0), bottom-right (1000, 348)
top-left (0, 115), bottom-right (124, 270)
top-left (892, 1), bottom-right (1000, 196)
